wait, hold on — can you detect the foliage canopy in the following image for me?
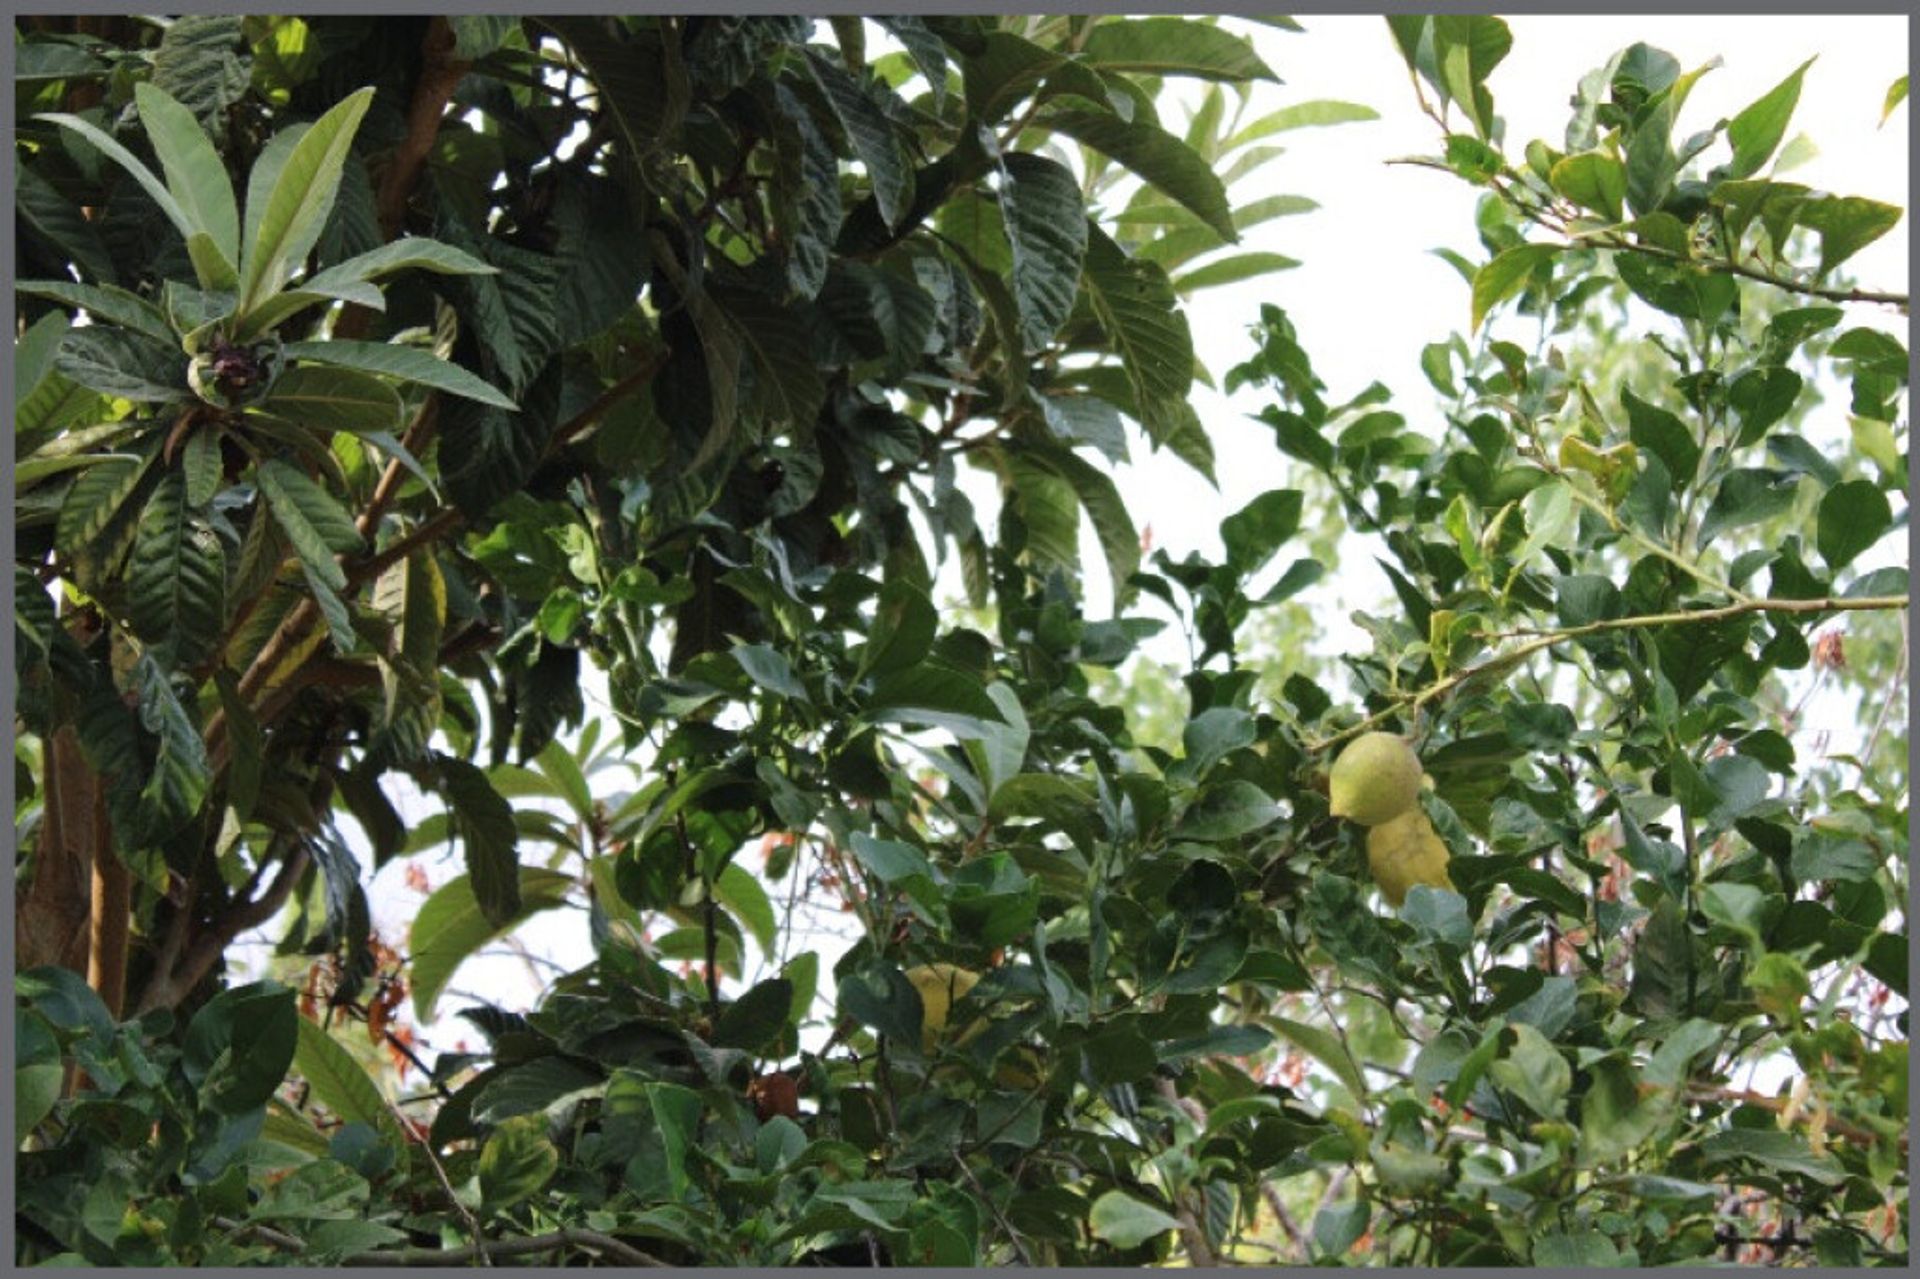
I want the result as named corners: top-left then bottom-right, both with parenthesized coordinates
top-left (13, 12), bottom-right (1910, 1268)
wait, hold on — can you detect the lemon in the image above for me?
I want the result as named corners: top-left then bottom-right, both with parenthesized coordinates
top-left (1365, 808), bottom-right (1453, 907)
top-left (905, 963), bottom-right (980, 1053)
top-left (1328, 731), bottom-right (1423, 826)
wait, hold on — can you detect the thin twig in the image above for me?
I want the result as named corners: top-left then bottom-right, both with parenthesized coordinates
top-left (1304, 595), bottom-right (1909, 753)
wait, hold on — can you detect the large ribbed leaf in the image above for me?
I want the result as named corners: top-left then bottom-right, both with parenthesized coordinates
top-left (253, 457), bottom-right (362, 652)
top-left (16, 161), bottom-right (118, 284)
top-left (214, 227), bottom-right (498, 336)
top-left (436, 756), bottom-right (523, 928)
top-left (134, 81), bottom-right (240, 283)
top-left (540, 17), bottom-right (688, 182)
top-left (54, 326), bottom-right (187, 403)
top-left (434, 222), bottom-right (561, 396)
top-left (999, 153), bottom-right (1088, 352)
top-left (254, 364), bottom-right (402, 432)
top-left (1041, 109), bottom-right (1237, 242)
top-left (128, 470), bottom-right (227, 669)
top-left (1081, 225), bottom-right (1195, 419)
top-left (237, 86), bottom-right (374, 315)
top-left (806, 50), bottom-right (913, 231)
top-left (710, 286), bottom-right (827, 428)
top-left (292, 1015), bottom-right (401, 1142)
top-left (18, 280), bottom-right (175, 343)
top-left (254, 457), bottom-right (363, 570)
top-left (410, 868), bottom-right (573, 1021)
top-left (441, 369), bottom-right (557, 518)
top-left (817, 260), bottom-right (938, 376)
top-left (280, 339), bottom-right (517, 410)
top-left (1079, 17), bottom-right (1278, 82)
top-left (767, 80), bottom-right (842, 300)
top-left (1004, 452), bottom-right (1082, 573)
top-left (1044, 445), bottom-right (1141, 606)
top-left (55, 447), bottom-right (155, 557)
top-left (148, 15), bottom-right (249, 145)
top-left (15, 314), bottom-right (108, 451)
top-left (35, 110), bottom-right (197, 253)
top-left (133, 653), bottom-right (212, 838)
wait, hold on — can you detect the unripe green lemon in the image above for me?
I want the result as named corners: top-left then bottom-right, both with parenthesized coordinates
top-left (905, 963), bottom-right (980, 1053)
top-left (1365, 808), bottom-right (1453, 907)
top-left (1328, 731), bottom-right (1423, 826)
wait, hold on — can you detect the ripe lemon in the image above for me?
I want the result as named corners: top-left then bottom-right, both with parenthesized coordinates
top-left (1365, 808), bottom-right (1453, 907)
top-left (905, 963), bottom-right (980, 1053)
top-left (1328, 731), bottom-right (1423, 826)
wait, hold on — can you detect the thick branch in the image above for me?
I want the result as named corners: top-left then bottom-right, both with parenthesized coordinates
top-left (377, 18), bottom-right (470, 240)
top-left (1305, 595), bottom-right (1909, 753)
top-left (135, 845), bottom-right (312, 1014)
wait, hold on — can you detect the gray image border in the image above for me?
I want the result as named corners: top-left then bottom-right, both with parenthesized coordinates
top-left (4, 2), bottom-right (1914, 1277)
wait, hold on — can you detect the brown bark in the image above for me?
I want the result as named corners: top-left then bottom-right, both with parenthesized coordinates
top-left (375, 18), bottom-right (470, 239)
top-left (86, 806), bottom-right (130, 1018)
top-left (16, 727), bottom-right (98, 977)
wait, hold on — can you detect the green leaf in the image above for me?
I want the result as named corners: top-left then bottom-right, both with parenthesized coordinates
top-left (867, 664), bottom-right (1008, 740)
top-left (1699, 1129), bottom-right (1844, 1186)
top-left (1171, 251), bottom-right (1300, 294)
top-left (128, 470), bottom-right (226, 668)
top-left (858, 580), bottom-right (937, 680)
top-left (1488, 1022), bottom-right (1570, 1118)
top-left (437, 756), bottom-right (522, 928)
top-left (293, 1016), bottom-right (399, 1141)
top-left (537, 17), bottom-right (688, 180)
top-left (1433, 15), bottom-right (1512, 138)
top-left (1622, 388), bottom-right (1701, 488)
top-left (999, 153), bottom-right (1088, 351)
top-left (478, 1115), bottom-right (560, 1210)
top-left (37, 108), bottom-right (202, 260)
top-left (183, 982), bottom-right (299, 1115)
top-left (1549, 151), bottom-right (1626, 222)
top-left (55, 449), bottom-right (154, 557)
top-left (1226, 100), bottom-right (1379, 150)
top-left (18, 279), bottom-right (175, 343)
top-left (1221, 488), bottom-right (1304, 576)
top-left (409, 867), bottom-right (574, 1020)
top-left (1079, 17), bottom-right (1277, 83)
top-left (254, 457), bottom-right (361, 595)
top-left (1043, 109), bottom-right (1236, 242)
top-left (1695, 468), bottom-right (1800, 551)
top-left (837, 964), bottom-right (923, 1046)
top-left (149, 15), bottom-right (248, 143)
top-left (134, 81), bottom-right (240, 282)
top-left (55, 326), bottom-right (186, 402)
top-left (278, 339), bottom-right (515, 410)
top-left (1882, 75), bottom-right (1908, 125)
top-left (733, 643), bottom-right (808, 701)
top-left (1047, 447), bottom-right (1141, 606)
top-left (1797, 195), bottom-right (1904, 278)
top-left (238, 86), bottom-right (375, 315)
top-left (716, 863), bottom-right (778, 957)
top-left (713, 977), bottom-right (794, 1053)
top-left (254, 364), bottom-right (401, 433)
top-left (1816, 478), bottom-right (1893, 570)
top-left (1470, 243), bottom-right (1557, 332)
top-left (1268, 1014), bottom-right (1368, 1101)
top-left (133, 654), bottom-right (212, 839)
top-left (1082, 225), bottom-right (1195, 424)
top-left (1726, 58), bottom-right (1814, 180)
top-left (470, 1057), bottom-right (603, 1123)
top-left (1312, 1199), bottom-right (1370, 1259)
top-left (1088, 1190), bottom-right (1183, 1249)
top-left (807, 51), bottom-right (913, 231)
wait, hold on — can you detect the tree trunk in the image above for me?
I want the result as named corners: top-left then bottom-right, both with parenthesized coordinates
top-left (15, 727), bottom-right (100, 979)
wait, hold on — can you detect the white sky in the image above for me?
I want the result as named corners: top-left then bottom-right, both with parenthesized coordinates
top-left (233, 15), bottom-right (1910, 1068)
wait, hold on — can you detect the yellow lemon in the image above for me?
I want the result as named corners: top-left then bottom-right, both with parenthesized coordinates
top-left (1328, 731), bottom-right (1423, 826)
top-left (1365, 808), bottom-right (1453, 907)
top-left (905, 963), bottom-right (980, 1053)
